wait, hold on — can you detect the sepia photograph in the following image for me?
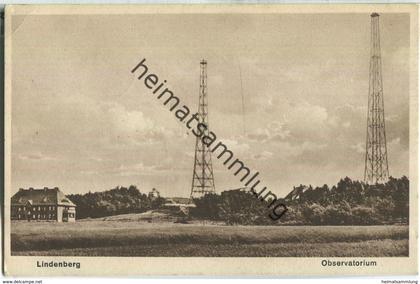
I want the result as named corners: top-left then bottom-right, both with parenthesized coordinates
top-left (3, 4), bottom-right (418, 276)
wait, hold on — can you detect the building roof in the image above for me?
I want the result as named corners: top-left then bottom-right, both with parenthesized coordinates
top-left (165, 197), bottom-right (190, 204)
top-left (163, 203), bottom-right (196, 208)
top-left (11, 187), bottom-right (76, 207)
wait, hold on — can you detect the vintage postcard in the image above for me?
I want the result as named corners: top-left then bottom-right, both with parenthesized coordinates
top-left (3, 4), bottom-right (419, 276)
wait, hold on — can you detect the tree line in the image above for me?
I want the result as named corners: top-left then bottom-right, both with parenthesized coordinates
top-left (67, 185), bottom-right (165, 219)
top-left (67, 176), bottom-right (409, 225)
top-left (190, 176), bottom-right (409, 225)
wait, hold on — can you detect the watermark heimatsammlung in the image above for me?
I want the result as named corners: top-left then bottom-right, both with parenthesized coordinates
top-left (131, 58), bottom-right (288, 220)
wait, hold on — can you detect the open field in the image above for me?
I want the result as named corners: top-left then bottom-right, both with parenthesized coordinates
top-left (11, 220), bottom-right (409, 257)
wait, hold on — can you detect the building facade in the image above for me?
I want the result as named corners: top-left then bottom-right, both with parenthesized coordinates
top-left (11, 187), bottom-right (76, 222)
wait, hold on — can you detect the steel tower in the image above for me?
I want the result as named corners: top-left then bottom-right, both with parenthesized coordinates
top-left (190, 60), bottom-right (216, 199)
top-left (364, 13), bottom-right (389, 184)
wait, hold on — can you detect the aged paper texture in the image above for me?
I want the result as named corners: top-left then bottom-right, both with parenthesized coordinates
top-left (3, 4), bottom-right (419, 276)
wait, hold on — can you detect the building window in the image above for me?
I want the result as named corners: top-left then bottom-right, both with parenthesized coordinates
top-left (32, 214), bottom-right (35, 218)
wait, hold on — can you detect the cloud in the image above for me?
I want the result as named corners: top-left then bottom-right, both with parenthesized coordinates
top-left (253, 151), bottom-right (273, 160)
top-left (109, 104), bottom-right (156, 133)
top-left (219, 139), bottom-right (250, 154)
top-left (245, 100), bottom-right (331, 146)
top-left (18, 152), bottom-right (57, 161)
top-left (284, 101), bottom-right (329, 130)
top-left (246, 121), bottom-right (290, 143)
top-left (104, 102), bottom-right (178, 146)
top-left (184, 150), bottom-right (194, 158)
top-left (350, 142), bottom-right (365, 154)
top-left (80, 170), bottom-right (100, 176)
top-left (388, 137), bottom-right (401, 146)
top-left (116, 162), bottom-right (158, 176)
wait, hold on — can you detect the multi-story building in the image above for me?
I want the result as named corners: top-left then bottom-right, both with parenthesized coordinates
top-left (11, 187), bottom-right (76, 222)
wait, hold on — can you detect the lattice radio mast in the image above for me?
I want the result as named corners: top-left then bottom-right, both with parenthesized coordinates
top-left (364, 13), bottom-right (389, 184)
top-left (190, 60), bottom-right (216, 199)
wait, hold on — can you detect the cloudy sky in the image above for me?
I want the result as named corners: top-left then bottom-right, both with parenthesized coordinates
top-left (11, 12), bottom-right (410, 197)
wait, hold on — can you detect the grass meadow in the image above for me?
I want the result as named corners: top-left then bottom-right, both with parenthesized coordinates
top-left (11, 220), bottom-right (409, 257)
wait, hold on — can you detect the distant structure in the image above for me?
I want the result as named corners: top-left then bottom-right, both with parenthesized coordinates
top-left (190, 60), bottom-right (216, 199)
top-left (284, 185), bottom-right (310, 202)
top-left (148, 188), bottom-right (160, 200)
top-left (164, 197), bottom-right (196, 215)
top-left (11, 187), bottom-right (76, 222)
top-left (364, 13), bottom-right (389, 184)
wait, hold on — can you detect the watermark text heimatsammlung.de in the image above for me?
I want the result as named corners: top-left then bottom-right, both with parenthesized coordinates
top-left (131, 58), bottom-right (287, 220)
